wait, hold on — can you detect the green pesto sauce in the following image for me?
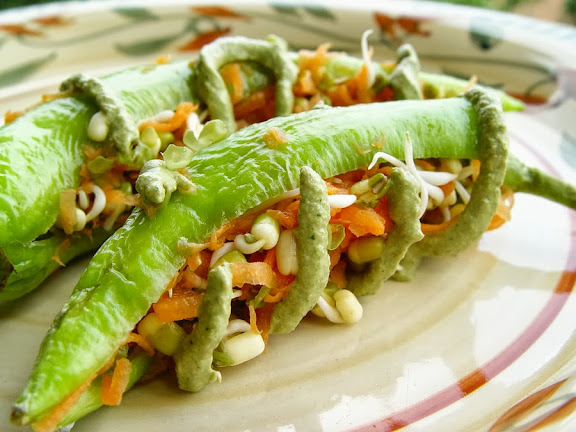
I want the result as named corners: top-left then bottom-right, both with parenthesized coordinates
top-left (270, 166), bottom-right (331, 334)
top-left (135, 159), bottom-right (195, 205)
top-left (195, 36), bottom-right (298, 131)
top-left (348, 168), bottom-right (423, 296)
top-left (174, 264), bottom-right (232, 392)
top-left (61, 74), bottom-right (140, 164)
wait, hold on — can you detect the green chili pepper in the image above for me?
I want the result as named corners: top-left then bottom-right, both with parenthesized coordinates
top-left (10, 93), bottom-right (494, 427)
top-left (270, 166), bottom-right (331, 334)
top-left (174, 263), bottom-right (233, 392)
top-left (394, 87), bottom-right (509, 281)
top-left (504, 154), bottom-right (576, 209)
top-left (10, 86), bottom-right (576, 428)
top-left (348, 168), bottom-right (424, 297)
top-left (0, 229), bottom-right (110, 301)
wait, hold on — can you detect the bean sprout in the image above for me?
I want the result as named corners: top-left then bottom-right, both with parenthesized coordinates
top-left (209, 242), bottom-right (236, 267)
top-left (361, 29), bottom-right (375, 88)
top-left (84, 184), bottom-right (107, 222)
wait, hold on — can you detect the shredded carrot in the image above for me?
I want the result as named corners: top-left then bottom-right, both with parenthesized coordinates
top-left (263, 291), bottom-right (284, 303)
top-left (262, 247), bottom-right (276, 267)
top-left (83, 145), bottom-right (103, 161)
top-left (326, 182), bottom-right (350, 195)
top-left (293, 69), bottom-right (317, 97)
top-left (124, 332), bottom-right (155, 356)
top-left (101, 184), bottom-right (138, 206)
top-left (263, 271), bottom-right (294, 303)
top-left (233, 86), bottom-right (275, 122)
top-left (335, 169), bottom-right (365, 185)
top-left (101, 358), bottom-right (132, 406)
top-left (348, 63), bottom-right (373, 103)
top-left (230, 261), bottom-right (278, 289)
top-left (79, 164), bottom-right (92, 184)
top-left (186, 252), bottom-right (203, 272)
top-left (330, 260), bottom-right (348, 288)
top-left (374, 195), bottom-right (394, 234)
top-left (51, 237), bottom-right (71, 267)
top-left (263, 127), bottom-right (288, 148)
top-left (266, 200), bottom-right (299, 230)
top-left (181, 268), bottom-right (208, 290)
top-left (220, 63), bottom-right (244, 104)
top-left (331, 205), bottom-right (386, 237)
top-left (138, 102), bottom-right (198, 132)
top-left (298, 44), bottom-right (332, 83)
top-left (58, 189), bottom-right (77, 235)
top-left (209, 212), bottom-right (260, 250)
top-left (471, 160), bottom-right (481, 181)
top-left (487, 186), bottom-right (514, 231)
top-left (417, 159), bottom-right (436, 171)
top-left (421, 216), bottom-right (459, 235)
top-left (329, 248), bottom-right (341, 269)
top-left (32, 377), bottom-right (94, 432)
top-left (248, 304), bottom-right (259, 333)
top-left (327, 84), bottom-right (355, 106)
top-left (164, 271), bottom-right (182, 297)
top-left (439, 181), bottom-right (456, 197)
top-left (368, 165), bottom-right (393, 178)
top-left (255, 303), bottom-right (275, 346)
top-left (41, 89), bottom-right (73, 103)
top-left (193, 250), bottom-right (212, 279)
top-left (338, 228), bottom-right (355, 251)
top-left (155, 54), bottom-right (172, 65)
top-left (374, 86), bottom-right (395, 102)
top-left (4, 110), bottom-right (23, 123)
top-left (153, 288), bottom-right (203, 322)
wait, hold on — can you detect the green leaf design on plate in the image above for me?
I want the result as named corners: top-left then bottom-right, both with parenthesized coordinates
top-left (0, 52), bottom-right (56, 88)
top-left (302, 5), bottom-right (336, 20)
top-left (270, 2), bottom-right (300, 16)
top-left (113, 7), bottom-right (158, 21)
top-left (560, 131), bottom-right (576, 169)
top-left (469, 17), bottom-right (503, 50)
top-left (115, 33), bottom-right (182, 56)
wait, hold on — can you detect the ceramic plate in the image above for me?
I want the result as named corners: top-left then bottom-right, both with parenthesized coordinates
top-left (1, 1), bottom-right (576, 431)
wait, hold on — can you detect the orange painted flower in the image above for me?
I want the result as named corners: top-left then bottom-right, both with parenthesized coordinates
top-left (191, 6), bottom-right (249, 20)
top-left (178, 27), bottom-right (232, 52)
top-left (0, 24), bottom-right (42, 37)
top-left (373, 12), bottom-right (431, 40)
top-left (33, 16), bottom-right (71, 27)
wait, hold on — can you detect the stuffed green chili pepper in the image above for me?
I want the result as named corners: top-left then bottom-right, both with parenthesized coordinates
top-left (10, 82), bottom-right (576, 431)
top-left (0, 34), bottom-right (524, 302)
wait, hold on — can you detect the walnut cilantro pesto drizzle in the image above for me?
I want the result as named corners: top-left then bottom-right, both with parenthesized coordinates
top-left (195, 35), bottom-right (298, 132)
top-left (175, 263), bottom-right (233, 392)
top-left (348, 168), bottom-right (423, 296)
top-left (60, 74), bottom-right (154, 168)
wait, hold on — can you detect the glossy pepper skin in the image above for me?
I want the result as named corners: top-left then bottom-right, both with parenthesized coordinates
top-left (12, 91), bottom-right (500, 427)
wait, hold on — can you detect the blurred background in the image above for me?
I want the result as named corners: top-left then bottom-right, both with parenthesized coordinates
top-left (0, 0), bottom-right (574, 24)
